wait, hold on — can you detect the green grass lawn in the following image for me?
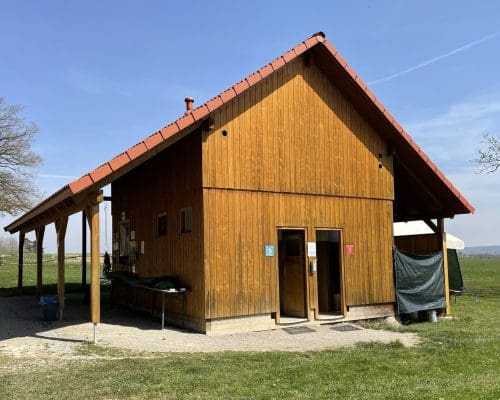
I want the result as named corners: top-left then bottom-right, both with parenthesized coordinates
top-left (0, 253), bottom-right (89, 296)
top-left (0, 257), bottom-right (499, 399)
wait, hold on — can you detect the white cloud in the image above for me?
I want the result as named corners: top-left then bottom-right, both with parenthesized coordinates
top-left (403, 93), bottom-right (500, 246)
top-left (404, 93), bottom-right (500, 173)
top-left (368, 31), bottom-right (500, 85)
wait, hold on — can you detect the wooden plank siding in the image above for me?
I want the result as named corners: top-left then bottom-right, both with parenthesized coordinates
top-left (394, 234), bottom-right (441, 255)
top-left (202, 57), bottom-right (394, 199)
top-left (203, 190), bottom-right (394, 319)
top-left (112, 131), bottom-right (205, 323)
top-left (202, 56), bottom-right (396, 320)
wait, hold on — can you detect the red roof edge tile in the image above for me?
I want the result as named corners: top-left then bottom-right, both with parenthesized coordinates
top-left (160, 123), bottom-right (181, 140)
top-left (127, 142), bottom-right (148, 160)
top-left (332, 51), bottom-right (348, 67)
top-left (246, 71), bottom-right (261, 86)
top-left (176, 113), bottom-right (195, 130)
top-left (372, 96), bottom-right (386, 114)
top-left (283, 49), bottom-right (296, 63)
top-left (233, 79), bottom-right (250, 95)
top-left (343, 63), bottom-right (357, 80)
top-left (191, 105), bottom-right (210, 121)
top-left (69, 174), bottom-right (93, 194)
top-left (270, 57), bottom-right (286, 70)
top-left (258, 64), bottom-right (274, 79)
top-left (144, 132), bottom-right (163, 149)
top-left (206, 96), bottom-right (224, 112)
top-left (220, 87), bottom-right (237, 103)
top-left (109, 152), bottom-right (131, 171)
top-left (89, 163), bottom-right (113, 183)
top-left (304, 35), bottom-right (320, 49)
top-left (293, 42), bottom-right (307, 56)
top-left (322, 40), bottom-right (338, 57)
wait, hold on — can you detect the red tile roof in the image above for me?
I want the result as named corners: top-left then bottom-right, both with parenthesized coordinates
top-left (4, 31), bottom-right (473, 233)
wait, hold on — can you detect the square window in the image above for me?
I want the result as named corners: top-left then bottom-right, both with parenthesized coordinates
top-left (157, 213), bottom-right (167, 236)
top-left (180, 207), bottom-right (193, 233)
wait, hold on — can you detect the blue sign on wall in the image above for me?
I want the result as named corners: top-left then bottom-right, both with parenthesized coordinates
top-left (264, 245), bottom-right (275, 257)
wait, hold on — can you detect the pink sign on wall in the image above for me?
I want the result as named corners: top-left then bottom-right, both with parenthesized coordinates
top-left (345, 244), bottom-right (355, 256)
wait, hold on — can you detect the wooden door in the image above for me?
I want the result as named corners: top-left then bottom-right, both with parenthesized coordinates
top-left (278, 230), bottom-right (306, 317)
top-left (317, 241), bottom-right (332, 312)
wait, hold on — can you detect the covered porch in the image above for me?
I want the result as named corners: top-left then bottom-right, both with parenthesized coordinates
top-left (4, 189), bottom-right (105, 342)
top-left (391, 152), bottom-right (471, 315)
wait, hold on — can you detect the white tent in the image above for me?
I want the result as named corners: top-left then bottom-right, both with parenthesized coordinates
top-left (393, 221), bottom-right (464, 250)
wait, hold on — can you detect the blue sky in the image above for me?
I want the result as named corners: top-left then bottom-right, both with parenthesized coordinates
top-left (1, 0), bottom-right (499, 252)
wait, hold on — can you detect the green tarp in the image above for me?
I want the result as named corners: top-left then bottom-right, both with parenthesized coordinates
top-left (393, 248), bottom-right (446, 314)
top-left (447, 249), bottom-right (464, 292)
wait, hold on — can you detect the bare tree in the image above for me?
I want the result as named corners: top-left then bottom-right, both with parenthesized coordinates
top-left (473, 133), bottom-right (500, 173)
top-left (0, 97), bottom-right (41, 214)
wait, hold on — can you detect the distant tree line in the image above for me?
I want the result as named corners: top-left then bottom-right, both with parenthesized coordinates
top-left (0, 236), bottom-right (18, 253)
top-left (0, 236), bottom-right (38, 254)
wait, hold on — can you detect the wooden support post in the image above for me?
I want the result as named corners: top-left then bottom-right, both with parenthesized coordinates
top-left (82, 210), bottom-right (87, 289)
top-left (55, 216), bottom-right (68, 320)
top-left (17, 232), bottom-right (25, 295)
top-left (438, 218), bottom-right (451, 315)
top-left (35, 226), bottom-right (45, 298)
top-left (86, 200), bottom-right (101, 339)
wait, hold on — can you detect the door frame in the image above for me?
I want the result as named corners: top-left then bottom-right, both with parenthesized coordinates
top-left (275, 227), bottom-right (309, 324)
top-left (314, 228), bottom-right (347, 317)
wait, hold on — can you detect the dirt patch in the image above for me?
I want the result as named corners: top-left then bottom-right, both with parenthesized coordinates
top-left (0, 296), bottom-right (419, 363)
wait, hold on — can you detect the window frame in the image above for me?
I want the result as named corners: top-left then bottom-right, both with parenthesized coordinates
top-left (180, 207), bottom-right (193, 234)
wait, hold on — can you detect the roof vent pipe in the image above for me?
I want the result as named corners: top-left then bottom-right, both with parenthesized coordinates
top-left (184, 97), bottom-right (194, 115)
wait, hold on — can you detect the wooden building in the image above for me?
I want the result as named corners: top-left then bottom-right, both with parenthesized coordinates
top-left (4, 32), bottom-right (473, 335)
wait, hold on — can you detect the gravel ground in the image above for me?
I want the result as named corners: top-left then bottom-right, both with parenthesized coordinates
top-left (0, 296), bottom-right (418, 362)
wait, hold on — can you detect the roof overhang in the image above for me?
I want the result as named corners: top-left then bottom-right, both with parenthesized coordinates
top-left (4, 122), bottom-right (202, 233)
top-left (4, 32), bottom-right (473, 234)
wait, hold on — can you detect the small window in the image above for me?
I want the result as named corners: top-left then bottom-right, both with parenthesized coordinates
top-left (157, 213), bottom-right (167, 236)
top-left (180, 207), bottom-right (193, 233)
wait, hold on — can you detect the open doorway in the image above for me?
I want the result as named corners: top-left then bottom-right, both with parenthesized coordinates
top-left (277, 229), bottom-right (307, 320)
top-left (316, 230), bottom-right (343, 317)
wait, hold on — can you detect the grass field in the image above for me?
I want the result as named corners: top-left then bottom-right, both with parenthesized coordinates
top-left (0, 257), bottom-right (499, 399)
top-left (0, 253), bottom-right (90, 296)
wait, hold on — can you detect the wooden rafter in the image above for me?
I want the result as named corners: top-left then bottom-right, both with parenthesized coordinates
top-left (394, 155), bottom-right (444, 210)
top-left (424, 219), bottom-right (438, 234)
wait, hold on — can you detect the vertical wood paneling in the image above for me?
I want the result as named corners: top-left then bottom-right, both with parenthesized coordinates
top-left (203, 189), bottom-right (395, 319)
top-left (201, 55), bottom-right (397, 321)
top-left (112, 131), bottom-right (204, 322)
top-left (203, 58), bottom-right (393, 201)
top-left (394, 234), bottom-right (441, 255)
